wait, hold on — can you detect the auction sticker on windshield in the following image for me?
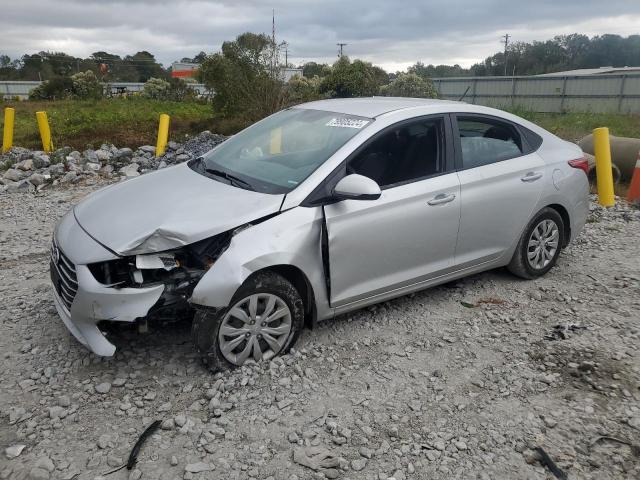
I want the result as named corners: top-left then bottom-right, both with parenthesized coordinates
top-left (326, 118), bottom-right (370, 129)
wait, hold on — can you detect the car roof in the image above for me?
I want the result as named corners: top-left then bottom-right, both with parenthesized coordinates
top-left (295, 97), bottom-right (461, 118)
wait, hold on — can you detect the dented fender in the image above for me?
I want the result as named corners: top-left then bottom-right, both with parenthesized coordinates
top-left (189, 206), bottom-right (333, 321)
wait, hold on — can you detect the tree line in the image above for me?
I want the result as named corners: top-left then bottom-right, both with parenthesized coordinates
top-left (2, 33), bottom-right (639, 84)
top-left (0, 51), bottom-right (174, 82)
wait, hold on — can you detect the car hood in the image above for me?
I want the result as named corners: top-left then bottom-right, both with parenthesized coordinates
top-left (74, 163), bottom-right (285, 255)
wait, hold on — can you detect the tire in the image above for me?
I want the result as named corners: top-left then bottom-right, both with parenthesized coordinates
top-left (507, 207), bottom-right (565, 280)
top-left (192, 271), bottom-right (304, 372)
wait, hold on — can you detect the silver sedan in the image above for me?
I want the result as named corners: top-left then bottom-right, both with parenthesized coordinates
top-left (50, 97), bottom-right (589, 368)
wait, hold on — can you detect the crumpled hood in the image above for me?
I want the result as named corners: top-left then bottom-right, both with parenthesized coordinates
top-left (74, 163), bottom-right (284, 255)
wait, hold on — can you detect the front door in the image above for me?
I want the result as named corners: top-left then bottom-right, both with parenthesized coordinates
top-left (323, 116), bottom-right (461, 307)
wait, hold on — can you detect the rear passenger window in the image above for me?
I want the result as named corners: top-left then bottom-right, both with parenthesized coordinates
top-left (456, 117), bottom-right (524, 169)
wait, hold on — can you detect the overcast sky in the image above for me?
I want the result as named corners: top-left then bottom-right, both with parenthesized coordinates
top-left (2, 0), bottom-right (640, 71)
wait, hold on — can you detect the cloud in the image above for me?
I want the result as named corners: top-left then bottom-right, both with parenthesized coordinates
top-left (2, 0), bottom-right (639, 70)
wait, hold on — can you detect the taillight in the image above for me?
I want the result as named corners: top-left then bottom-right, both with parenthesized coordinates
top-left (568, 158), bottom-right (589, 175)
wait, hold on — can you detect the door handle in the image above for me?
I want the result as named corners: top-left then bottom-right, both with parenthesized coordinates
top-left (428, 193), bottom-right (456, 206)
top-left (521, 172), bottom-right (543, 182)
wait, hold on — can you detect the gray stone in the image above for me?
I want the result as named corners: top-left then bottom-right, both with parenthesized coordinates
top-left (28, 173), bottom-right (46, 186)
top-left (28, 468), bottom-right (49, 480)
top-left (185, 462), bottom-right (214, 473)
top-left (3, 168), bottom-right (22, 182)
top-left (95, 382), bottom-right (111, 394)
top-left (49, 163), bottom-right (65, 175)
top-left (97, 434), bottom-right (110, 449)
top-left (5, 444), bottom-right (26, 459)
top-left (85, 162), bottom-right (101, 172)
top-left (95, 150), bottom-right (112, 162)
top-left (116, 147), bottom-right (133, 159)
top-left (120, 163), bottom-right (139, 178)
top-left (35, 457), bottom-right (54, 472)
top-left (174, 414), bottom-right (186, 427)
top-left (359, 446), bottom-right (373, 459)
top-left (60, 172), bottom-right (77, 183)
top-left (83, 149), bottom-right (98, 163)
top-left (16, 159), bottom-right (34, 171)
top-left (6, 180), bottom-right (34, 192)
top-left (351, 458), bottom-right (367, 471)
top-left (48, 406), bottom-right (65, 419)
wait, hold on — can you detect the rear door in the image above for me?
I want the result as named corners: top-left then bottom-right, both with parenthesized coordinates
top-left (323, 115), bottom-right (461, 307)
top-left (453, 114), bottom-right (545, 267)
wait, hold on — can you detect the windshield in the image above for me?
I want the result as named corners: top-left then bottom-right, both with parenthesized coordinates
top-left (192, 108), bottom-right (372, 194)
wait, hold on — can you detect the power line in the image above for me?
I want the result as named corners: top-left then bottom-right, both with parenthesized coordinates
top-left (337, 43), bottom-right (347, 58)
top-left (501, 33), bottom-right (510, 76)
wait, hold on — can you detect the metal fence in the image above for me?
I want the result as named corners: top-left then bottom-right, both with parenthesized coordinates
top-left (432, 73), bottom-right (640, 113)
top-left (0, 81), bottom-right (210, 99)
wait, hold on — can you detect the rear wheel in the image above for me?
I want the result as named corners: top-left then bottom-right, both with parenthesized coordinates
top-left (192, 271), bottom-right (304, 371)
top-left (508, 207), bottom-right (565, 279)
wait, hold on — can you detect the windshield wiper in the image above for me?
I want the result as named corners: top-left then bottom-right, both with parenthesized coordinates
top-left (205, 168), bottom-right (255, 191)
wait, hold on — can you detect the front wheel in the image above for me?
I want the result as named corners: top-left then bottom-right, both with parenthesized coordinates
top-left (192, 271), bottom-right (304, 371)
top-left (508, 207), bottom-right (565, 279)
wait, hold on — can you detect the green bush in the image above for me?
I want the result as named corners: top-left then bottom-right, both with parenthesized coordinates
top-left (71, 70), bottom-right (103, 99)
top-left (284, 75), bottom-right (323, 105)
top-left (29, 76), bottom-right (74, 100)
top-left (141, 77), bottom-right (196, 101)
top-left (380, 73), bottom-right (438, 98)
top-left (28, 71), bottom-right (103, 100)
top-left (141, 77), bottom-right (171, 99)
top-left (319, 57), bottom-right (389, 98)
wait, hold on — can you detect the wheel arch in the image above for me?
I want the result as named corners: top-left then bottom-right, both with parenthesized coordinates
top-left (245, 265), bottom-right (317, 329)
top-left (545, 203), bottom-right (571, 247)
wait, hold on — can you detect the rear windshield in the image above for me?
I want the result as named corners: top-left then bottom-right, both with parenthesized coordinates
top-left (194, 108), bottom-right (372, 194)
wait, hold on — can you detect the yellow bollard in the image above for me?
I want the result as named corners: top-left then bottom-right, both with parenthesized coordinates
top-left (156, 113), bottom-right (170, 157)
top-left (592, 127), bottom-right (615, 207)
top-left (2, 107), bottom-right (15, 153)
top-left (270, 127), bottom-right (282, 155)
top-left (36, 111), bottom-right (54, 152)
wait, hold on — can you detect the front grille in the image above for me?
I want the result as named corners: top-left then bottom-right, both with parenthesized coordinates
top-left (50, 239), bottom-right (78, 310)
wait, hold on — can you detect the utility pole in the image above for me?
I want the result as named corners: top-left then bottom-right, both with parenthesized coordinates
top-left (280, 41), bottom-right (289, 67)
top-left (337, 43), bottom-right (347, 58)
top-left (501, 33), bottom-right (510, 76)
top-left (272, 9), bottom-right (277, 74)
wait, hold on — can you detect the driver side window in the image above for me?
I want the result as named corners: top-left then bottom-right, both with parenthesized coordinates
top-left (346, 117), bottom-right (445, 188)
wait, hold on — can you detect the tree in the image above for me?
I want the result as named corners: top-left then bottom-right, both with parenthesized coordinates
top-left (380, 73), bottom-right (438, 98)
top-left (181, 51), bottom-right (208, 64)
top-left (285, 75), bottom-right (323, 105)
top-left (319, 57), bottom-right (388, 98)
top-left (199, 32), bottom-right (287, 121)
top-left (123, 51), bottom-right (167, 82)
top-left (408, 62), bottom-right (470, 78)
top-left (302, 62), bottom-right (330, 78)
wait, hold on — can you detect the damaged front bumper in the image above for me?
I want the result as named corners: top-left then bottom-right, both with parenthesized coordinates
top-left (52, 263), bottom-right (164, 356)
top-left (51, 211), bottom-right (166, 356)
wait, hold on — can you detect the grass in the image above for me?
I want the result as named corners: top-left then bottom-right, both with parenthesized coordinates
top-left (0, 98), bottom-right (213, 150)
top-left (2, 97), bottom-right (640, 152)
top-left (508, 109), bottom-right (640, 142)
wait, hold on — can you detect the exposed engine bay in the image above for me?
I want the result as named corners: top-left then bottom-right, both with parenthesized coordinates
top-left (86, 230), bottom-right (233, 323)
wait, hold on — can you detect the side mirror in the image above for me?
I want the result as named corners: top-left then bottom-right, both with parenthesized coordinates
top-left (332, 174), bottom-right (381, 201)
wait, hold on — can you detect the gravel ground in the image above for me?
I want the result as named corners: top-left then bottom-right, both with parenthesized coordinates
top-left (0, 182), bottom-right (639, 480)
